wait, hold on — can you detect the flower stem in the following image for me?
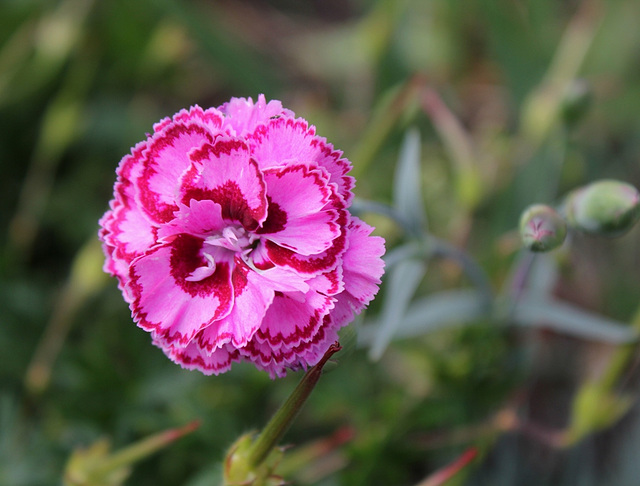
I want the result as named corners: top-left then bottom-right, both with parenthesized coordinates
top-left (247, 342), bottom-right (342, 469)
top-left (90, 420), bottom-right (200, 478)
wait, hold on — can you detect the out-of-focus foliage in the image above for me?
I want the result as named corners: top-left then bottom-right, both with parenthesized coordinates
top-left (2, 0), bottom-right (640, 485)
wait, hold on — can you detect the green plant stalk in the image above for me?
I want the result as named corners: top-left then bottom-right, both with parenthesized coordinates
top-left (25, 238), bottom-right (108, 395)
top-left (247, 342), bottom-right (342, 469)
top-left (566, 304), bottom-right (640, 445)
top-left (351, 75), bottom-right (424, 179)
top-left (520, 0), bottom-right (601, 148)
top-left (415, 447), bottom-right (478, 486)
top-left (90, 421), bottom-right (200, 478)
top-left (595, 305), bottom-right (640, 391)
top-left (420, 87), bottom-right (482, 210)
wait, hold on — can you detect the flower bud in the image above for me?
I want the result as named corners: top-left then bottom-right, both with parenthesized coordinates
top-left (566, 180), bottom-right (640, 237)
top-left (519, 204), bottom-right (567, 252)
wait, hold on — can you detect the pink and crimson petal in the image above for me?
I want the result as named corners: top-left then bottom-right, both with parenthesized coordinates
top-left (101, 142), bottom-right (157, 258)
top-left (99, 143), bottom-right (160, 294)
top-left (247, 116), bottom-right (355, 204)
top-left (248, 254), bottom-right (311, 293)
top-left (99, 202), bottom-right (157, 300)
top-left (219, 94), bottom-right (294, 137)
top-left (158, 199), bottom-right (226, 240)
top-left (180, 137), bottom-right (267, 230)
top-left (128, 234), bottom-right (234, 348)
top-left (253, 291), bottom-right (334, 350)
top-left (101, 199), bottom-right (157, 264)
top-left (237, 291), bottom-right (336, 377)
top-left (196, 259), bottom-right (275, 352)
top-left (258, 165), bottom-right (339, 255)
top-left (165, 341), bottom-right (240, 376)
top-left (152, 105), bottom-right (224, 137)
top-left (137, 121), bottom-right (217, 223)
top-left (264, 200), bottom-right (349, 276)
top-left (295, 317), bottom-right (342, 369)
top-left (240, 316), bottom-right (338, 379)
top-left (306, 265), bottom-right (344, 296)
top-left (340, 217), bottom-right (386, 311)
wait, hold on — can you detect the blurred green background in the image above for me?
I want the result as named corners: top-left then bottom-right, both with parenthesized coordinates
top-left (2, 0), bottom-right (640, 485)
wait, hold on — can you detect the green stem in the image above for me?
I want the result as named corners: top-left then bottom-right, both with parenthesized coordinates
top-left (91, 421), bottom-right (200, 478)
top-left (247, 342), bottom-right (342, 469)
top-left (597, 305), bottom-right (640, 391)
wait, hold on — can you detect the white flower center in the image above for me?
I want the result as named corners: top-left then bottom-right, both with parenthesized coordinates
top-left (204, 226), bottom-right (253, 253)
top-left (185, 226), bottom-right (257, 282)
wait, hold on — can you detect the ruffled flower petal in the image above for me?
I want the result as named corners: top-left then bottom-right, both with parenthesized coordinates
top-left (152, 105), bottom-right (224, 141)
top-left (165, 341), bottom-right (240, 376)
top-left (137, 120), bottom-right (218, 223)
top-left (195, 260), bottom-right (275, 351)
top-left (254, 291), bottom-right (334, 350)
top-left (158, 199), bottom-right (226, 240)
top-left (340, 217), bottom-right (386, 312)
top-left (128, 235), bottom-right (234, 348)
top-left (218, 94), bottom-right (294, 137)
top-left (264, 198), bottom-right (349, 276)
top-left (180, 137), bottom-right (268, 230)
top-left (99, 142), bottom-right (158, 298)
top-left (258, 164), bottom-right (339, 255)
top-left (247, 116), bottom-right (355, 204)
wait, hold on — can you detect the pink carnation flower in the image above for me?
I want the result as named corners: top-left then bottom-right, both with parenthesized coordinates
top-left (99, 95), bottom-right (385, 378)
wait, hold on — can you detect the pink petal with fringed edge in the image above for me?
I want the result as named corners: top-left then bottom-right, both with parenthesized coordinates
top-left (326, 294), bottom-right (358, 332)
top-left (306, 265), bottom-right (344, 296)
top-left (128, 234), bottom-right (234, 348)
top-left (257, 266), bottom-right (311, 293)
top-left (180, 137), bottom-right (267, 230)
top-left (158, 199), bottom-right (226, 240)
top-left (240, 315), bottom-right (339, 379)
top-left (164, 341), bottom-right (240, 376)
top-left (296, 317), bottom-right (342, 369)
top-left (218, 95), bottom-right (294, 137)
top-left (253, 291), bottom-right (334, 350)
top-left (99, 142), bottom-right (158, 295)
top-left (152, 105), bottom-right (224, 138)
top-left (340, 217), bottom-right (386, 311)
top-left (103, 200), bottom-right (157, 260)
top-left (264, 197), bottom-right (349, 275)
top-left (99, 202), bottom-right (157, 301)
top-left (136, 121), bottom-right (218, 223)
top-left (257, 165), bottom-right (339, 255)
top-left (195, 260), bottom-right (274, 352)
top-left (247, 116), bottom-right (355, 204)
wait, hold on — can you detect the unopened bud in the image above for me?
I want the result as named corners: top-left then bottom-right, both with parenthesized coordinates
top-left (224, 433), bottom-right (284, 486)
top-left (519, 204), bottom-right (567, 252)
top-left (566, 180), bottom-right (640, 237)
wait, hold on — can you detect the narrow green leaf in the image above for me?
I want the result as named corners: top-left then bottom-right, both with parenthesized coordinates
top-left (513, 296), bottom-right (638, 344)
top-left (393, 128), bottom-right (426, 235)
top-left (360, 290), bottom-right (487, 345)
top-left (368, 259), bottom-right (427, 360)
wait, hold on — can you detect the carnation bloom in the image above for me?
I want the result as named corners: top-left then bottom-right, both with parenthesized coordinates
top-left (99, 95), bottom-right (385, 378)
